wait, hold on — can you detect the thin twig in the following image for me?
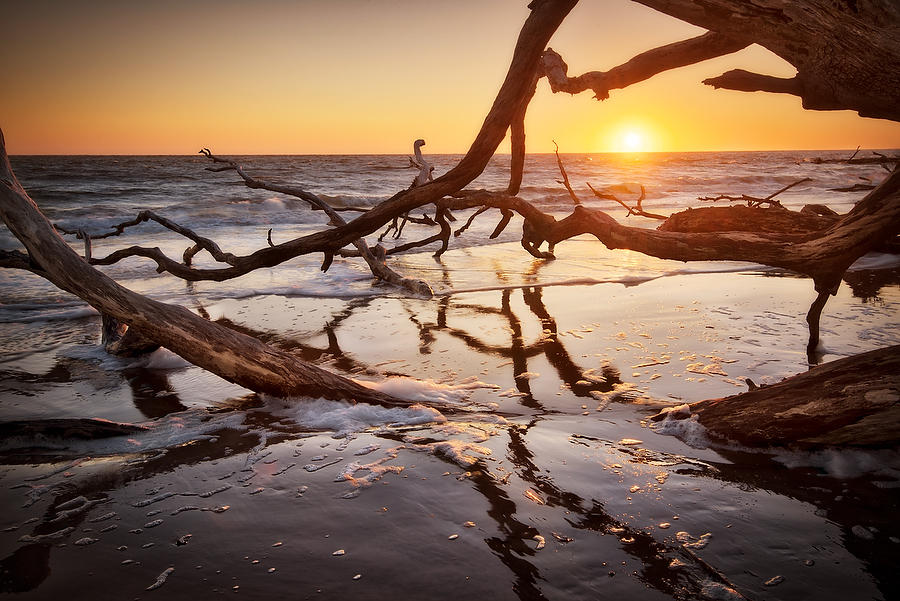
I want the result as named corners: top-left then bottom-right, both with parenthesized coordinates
top-left (553, 141), bottom-right (581, 206)
top-left (699, 177), bottom-right (811, 208)
top-left (586, 183), bottom-right (667, 220)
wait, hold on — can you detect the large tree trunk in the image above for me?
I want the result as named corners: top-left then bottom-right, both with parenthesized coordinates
top-left (0, 131), bottom-right (409, 406)
top-left (0, 0), bottom-right (579, 405)
top-left (652, 345), bottom-right (900, 448)
top-left (633, 0), bottom-right (900, 120)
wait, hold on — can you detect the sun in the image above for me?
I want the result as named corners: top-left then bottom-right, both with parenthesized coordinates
top-left (622, 130), bottom-right (644, 152)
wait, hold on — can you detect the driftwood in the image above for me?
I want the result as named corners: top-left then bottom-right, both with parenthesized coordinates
top-left (632, 0), bottom-right (900, 121)
top-left (0, 132), bottom-right (415, 407)
top-left (652, 345), bottom-right (900, 448)
top-left (543, 1), bottom-right (900, 120)
top-left (0, 0), bottom-right (579, 403)
top-left (1, 0), bottom-right (899, 454)
top-left (198, 147), bottom-right (434, 296)
top-left (659, 205), bottom-right (838, 236)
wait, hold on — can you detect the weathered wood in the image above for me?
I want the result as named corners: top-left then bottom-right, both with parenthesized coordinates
top-left (658, 205), bottom-right (838, 235)
top-left (0, 131), bottom-right (411, 407)
top-left (652, 345), bottom-right (900, 448)
top-left (49, 0), bottom-right (579, 286)
top-left (199, 147), bottom-right (434, 297)
top-left (541, 31), bottom-right (749, 100)
top-left (0, 0), bottom-right (580, 405)
top-left (633, 0), bottom-right (900, 120)
top-left (544, 169), bottom-right (900, 292)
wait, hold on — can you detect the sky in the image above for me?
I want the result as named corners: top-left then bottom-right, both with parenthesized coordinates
top-left (2, 0), bottom-right (899, 155)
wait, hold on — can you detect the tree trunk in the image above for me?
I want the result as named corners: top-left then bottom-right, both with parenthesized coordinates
top-left (652, 345), bottom-right (900, 447)
top-left (0, 0), bottom-right (579, 406)
top-left (633, 0), bottom-right (900, 120)
top-left (0, 131), bottom-right (410, 407)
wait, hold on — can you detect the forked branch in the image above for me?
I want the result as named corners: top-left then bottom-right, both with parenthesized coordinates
top-left (698, 178), bottom-right (811, 208)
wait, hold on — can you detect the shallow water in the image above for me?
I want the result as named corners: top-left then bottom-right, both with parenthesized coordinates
top-left (1, 153), bottom-right (899, 599)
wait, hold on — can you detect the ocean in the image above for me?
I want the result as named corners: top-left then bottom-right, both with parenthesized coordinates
top-left (1, 151), bottom-right (899, 600)
top-left (2, 150), bottom-right (894, 308)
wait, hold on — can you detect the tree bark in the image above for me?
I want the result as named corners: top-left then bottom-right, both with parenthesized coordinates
top-left (653, 345), bottom-right (900, 448)
top-left (633, 0), bottom-right (900, 120)
top-left (0, 131), bottom-right (409, 406)
top-left (542, 31), bottom-right (749, 99)
top-left (0, 0), bottom-right (580, 405)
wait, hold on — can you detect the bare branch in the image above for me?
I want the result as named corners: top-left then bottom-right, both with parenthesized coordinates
top-left (698, 178), bottom-right (811, 208)
top-left (702, 69), bottom-right (802, 97)
top-left (587, 183), bottom-right (667, 220)
top-left (553, 141), bottom-right (581, 206)
top-left (633, 0), bottom-right (900, 120)
top-left (0, 249), bottom-right (45, 275)
top-left (408, 139), bottom-right (434, 187)
top-left (199, 145), bottom-right (434, 296)
top-left (454, 206), bottom-right (490, 237)
top-left (542, 31), bottom-right (749, 100)
top-left (0, 129), bottom-right (412, 407)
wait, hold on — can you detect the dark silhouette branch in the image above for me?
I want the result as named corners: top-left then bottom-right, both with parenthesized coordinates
top-left (703, 70), bottom-right (802, 96)
top-left (697, 177), bottom-right (811, 208)
top-left (542, 31), bottom-right (749, 100)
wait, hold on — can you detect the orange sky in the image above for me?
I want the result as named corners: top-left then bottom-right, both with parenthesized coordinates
top-left (2, 0), bottom-right (898, 155)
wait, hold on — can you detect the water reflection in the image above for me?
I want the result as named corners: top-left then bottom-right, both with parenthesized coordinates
top-left (1, 284), bottom-right (897, 599)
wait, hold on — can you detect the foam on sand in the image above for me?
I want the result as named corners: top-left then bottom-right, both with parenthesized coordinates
top-left (354, 375), bottom-right (500, 405)
top-left (262, 396), bottom-right (446, 437)
top-left (650, 404), bottom-right (714, 449)
top-left (772, 447), bottom-right (900, 482)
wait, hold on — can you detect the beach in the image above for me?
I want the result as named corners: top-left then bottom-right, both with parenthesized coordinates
top-left (1, 153), bottom-right (899, 599)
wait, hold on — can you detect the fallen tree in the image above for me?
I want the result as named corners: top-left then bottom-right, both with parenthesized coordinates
top-left (1, 0), bottom-right (899, 439)
top-left (0, 0), bottom-right (580, 404)
top-left (651, 345), bottom-right (900, 448)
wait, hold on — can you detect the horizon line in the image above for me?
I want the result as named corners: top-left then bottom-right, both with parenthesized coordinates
top-left (9, 147), bottom-right (897, 158)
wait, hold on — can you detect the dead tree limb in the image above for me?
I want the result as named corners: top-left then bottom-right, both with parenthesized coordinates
top-left (633, 0), bottom-right (900, 121)
top-left (541, 31), bottom-right (749, 100)
top-left (653, 345), bottom-right (900, 448)
top-left (440, 167), bottom-right (900, 355)
top-left (0, 0), bottom-right (580, 405)
top-left (587, 182), bottom-right (666, 220)
top-left (199, 147), bottom-right (434, 296)
top-left (408, 139), bottom-right (434, 187)
top-left (697, 177), bottom-right (811, 208)
top-left (37, 0), bottom-right (579, 289)
top-left (507, 73), bottom-right (540, 195)
top-left (0, 131), bottom-right (411, 407)
top-left (702, 70), bottom-right (802, 97)
top-left (553, 141), bottom-right (581, 206)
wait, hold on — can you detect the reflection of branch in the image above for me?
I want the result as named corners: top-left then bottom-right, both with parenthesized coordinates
top-left (496, 426), bottom-right (749, 599)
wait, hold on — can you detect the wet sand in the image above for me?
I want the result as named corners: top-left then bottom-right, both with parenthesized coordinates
top-left (1, 257), bottom-right (899, 600)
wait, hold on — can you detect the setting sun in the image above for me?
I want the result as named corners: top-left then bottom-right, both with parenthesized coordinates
top-left (600, 124), bottom-right (658, 153)
top-left (622, 131), bottom-right (644, 152)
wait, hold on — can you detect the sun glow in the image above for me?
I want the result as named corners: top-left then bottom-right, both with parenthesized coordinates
top-left (599, 124), bottom-right (659, 154)
top-left (622, 131), bottom-right (644, 152)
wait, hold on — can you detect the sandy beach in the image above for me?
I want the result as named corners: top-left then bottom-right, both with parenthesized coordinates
top-left (1, 236), bottom-right (898, 600)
